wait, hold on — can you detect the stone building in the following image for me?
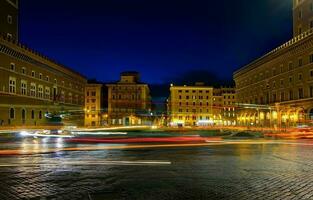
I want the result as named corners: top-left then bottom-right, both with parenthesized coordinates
top-left (84, 82), bottom-right (108, 127)
top-left (234, 0), bottom-right (313, 128)
top-left (168, 83), bottom-right (214, 126)
top-left (0, 0), bottom-right (87, 126)
top-left (106, 72), bottom-right (151, 126)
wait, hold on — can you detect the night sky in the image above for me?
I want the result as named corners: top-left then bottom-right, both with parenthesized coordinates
top-left (19, 0), bottom-right (293, 85)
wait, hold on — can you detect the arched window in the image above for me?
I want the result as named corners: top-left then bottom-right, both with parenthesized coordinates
top-left (9, 108), bottom-right (15, 119)
top-left (31, 110), bottom-right (35, 119)
top-left (39, 111), bottom-right (42, 119)
top-left (22, 109), bottom-right (26, 120)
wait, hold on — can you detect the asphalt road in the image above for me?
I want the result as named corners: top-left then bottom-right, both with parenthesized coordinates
top-left (0, 132), bottom-right (313, 200)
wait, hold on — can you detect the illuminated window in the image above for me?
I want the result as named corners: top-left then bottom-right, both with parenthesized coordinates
top-left (45, 87), bottom-right (50, 99)
top-left (9, 77), bottom-right (16, 93)
top-left (21, 80), bottom-right (27, 95)
top-left (38, 85), bottom-right (43, 98)
top-left (30, 83), bottom-right (36, 97)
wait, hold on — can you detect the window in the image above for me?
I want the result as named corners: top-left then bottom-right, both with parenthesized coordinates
top-left (10, 63), bottom-right (15, 71)
top-left (178, 90), bottom-right (182, 93)
top-left (310, 70), bottom-right (313, 78)
top-left (21, 80), bottom-right (27, 95)
top-left (9, 77), bottom-right (16, 93)
top-left (38, 85), bottom-right (43, 98)
top-left (45, 87), bottom-right (50, 99)
top-left (39, 111), bottom-right (42, 119)
top-left (9, 108), bottom-right (15, 119)
top-left (299, 58), bottom-right (303, 67)
top-left (310, 20), bottom-right (313, 29)
top-left (289, 90), bottom-right (293, 100)
top-left (7, 33), bottom-right (12, 40)
top-left (21, 67), bottom-right (26, 74)
top-left (31, 71), bottom-right (35, 77)
top-left (280, 92), bottom-right (285, 102)
top-left (91, 91), bottom-right (96, 96)
top-left (30, 83), bottom-right (36, 97)
top-left (46, 76), bottom-right (49, 82)
top-left (280, 79), bottom-right (284, 87)
top-left (39, 73), bottom-right (42, 80)
top-left (31, 110), bottom-right (35, 119)
top-left (21, 109), bottom-right (26, 120)
top-left (299, 10), bottom-right (302, 19)
top-left (299, 88), bottom-right (304, 99)
top-left (68, 93), bottom-right (72, 103)
top-left (273, 68), bottom-right (276, 76)
top-left (310, 86), bottom-right (313, 98)
top-left (289, 76), bottom-right (293, 83)
top-left (7, 15), bottom-right (12, 24)
top-left (272, 93), bottom-right (277, 102)
top-left (54, 79), bottom-right (57, 84)
top-left (298, 73), bottom-right (303, 81)
top-left (288, 62), bottom-right (293, 71)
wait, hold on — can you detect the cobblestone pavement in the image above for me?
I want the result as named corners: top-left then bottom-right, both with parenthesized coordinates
top-left (0, 138), bottom-right (313, 199)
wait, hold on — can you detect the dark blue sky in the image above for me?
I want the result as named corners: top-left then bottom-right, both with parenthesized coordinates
top-left (19, 0), bottom-right (293, 84)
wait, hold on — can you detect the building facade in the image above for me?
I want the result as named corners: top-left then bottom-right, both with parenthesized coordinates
top-left (213, 87), bottom-right (237, 126)
top-left (293, 0), bottom-right (313, 36)
top-left (84, 83), bottom-right (108, 127)
top-left (0, 36), bottom-right (86, 126)
top-left (168, 83), bottom-right (214, 126)
top-left (106, 72), bottom-right (151, 126)
top-left (0, 0), bottom-right (87, 126)
top-left (0, 0), bottom-right (18, 41)
top-left (234, 0), bottom-right (313, 128)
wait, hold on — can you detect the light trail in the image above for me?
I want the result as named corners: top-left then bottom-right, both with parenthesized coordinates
top-left (0, 160), bottom-right (171, 167)
top-left (1, 139), bottom-right (313, 156)
top-left (72, 132), bottom-right (127, 135)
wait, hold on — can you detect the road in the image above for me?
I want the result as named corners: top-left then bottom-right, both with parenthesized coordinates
top-left (0, 132), bottom-right (313, 199)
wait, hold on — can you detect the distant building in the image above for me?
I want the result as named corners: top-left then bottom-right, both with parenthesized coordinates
top-left (168, 83), bottom-right (214, 126)
top-left (84, 82), bottom-right (108, 127)
top-left (106, 72), bottom-right (151, 126)
top-left (0, 0), bottom-right (87, 126)
top-left (234, 0), bottom-right (313, 128)
top-left (213, 87), bottom-right (236, 126)
top-left (0, 0), bottom-right (19, 41)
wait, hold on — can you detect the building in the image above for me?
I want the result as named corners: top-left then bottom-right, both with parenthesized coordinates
top-left (168, 83), bottom-right (214, 126)
top-left (213, 87), bottom-right (237, 126)
top-left (0, 0), bottom-right (18, 41)
top-left (234, 0), bottom-right (313, 128)
top-left (106, 72), bottom-right (151, 126)
top-left (84, 82), bottom-right (108, 127)
top-left (293, 0), bottom-right (313, 36)
top-left (0, 0), bottom-right (87, 126)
